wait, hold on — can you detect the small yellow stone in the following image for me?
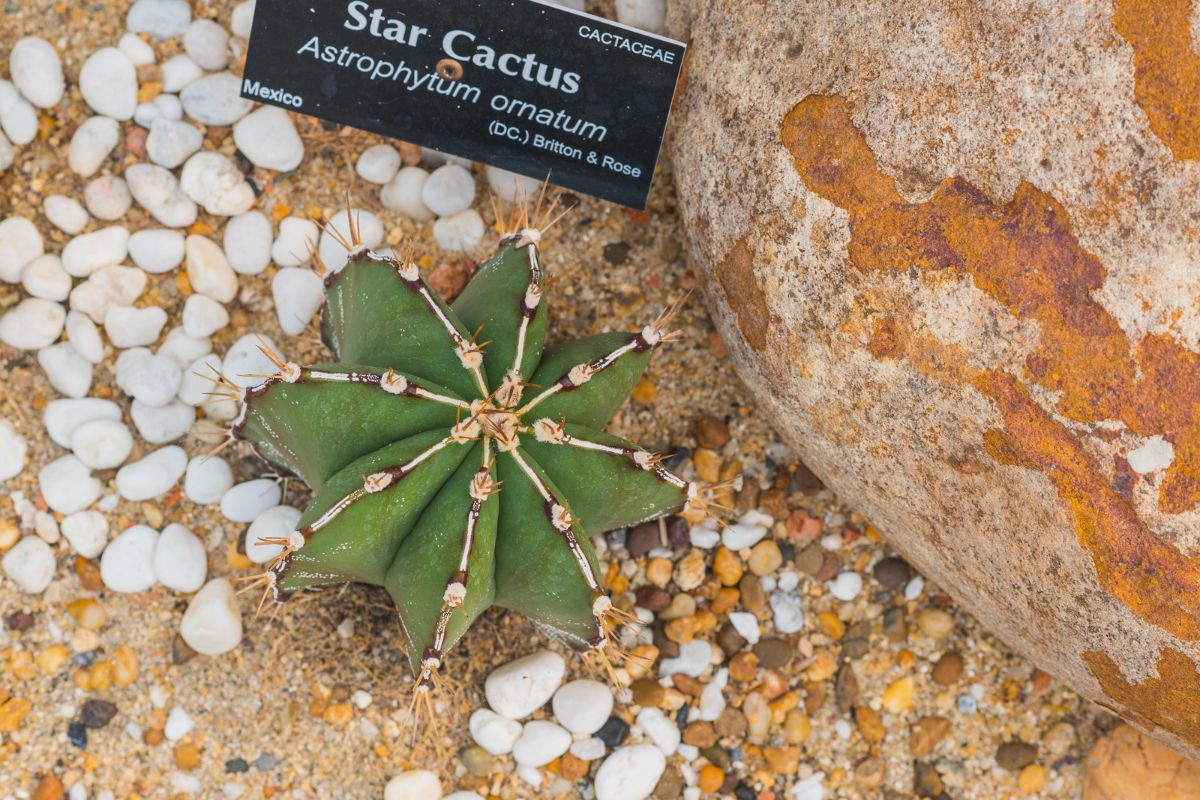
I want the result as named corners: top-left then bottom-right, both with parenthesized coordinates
top-left (691, 448), bottom-right (721, 483)
top-left (226, 536), bottom-right (253, 570)
top-left (645, 557), bottom-right (673, 588)
top-left (626, 645), bottom-right (659, 680)
top-left (803, 649), bottom-right (837, 682)
top-left (174, 742), bottom-right (201, 770)
top-left (0, 697), bottom-right (32, 732)
top-left (67, 599), bottom-right (108, 630)
top-left (89, 661), bottom-right (114, 692)
top-left (817, 611), bottom-right (845, 640)
top-left (323, 703), bottom-right (354, 724)
top-left (136, 81), bottom-right (162, 102)
top-left (881, 675), bottom-right (915, 714)
top-left (915, 608), bottom-right (955, 640)
top-left (630, 377), bottom-right (656, 404)
top-left (113, 645), bottom-right (139, 688)
top-left (747, 540), bottom-right (782, 576)
top-left (0, 520), bottom-right (19, 551)
top-left (36, 644), bottom-right (71, 675)
top-left (1017, 764), bottom-right (1046, 794)
top-left (712, 547), bottom-right (744, 586)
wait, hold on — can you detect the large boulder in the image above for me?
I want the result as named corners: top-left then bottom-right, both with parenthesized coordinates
top-left (669, 0), bottom-right (1200, 755)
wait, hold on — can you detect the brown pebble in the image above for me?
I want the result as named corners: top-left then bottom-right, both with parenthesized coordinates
top-left (6, 611), bottom-right (34, 632)
top-left (932, 651), bottom-right (965, 685)
top-left (757, 487), bottom-right (789, 520)
top-left (32, 776), bottom-right (63, 800)
top-left (855, 756), bottom-right (886, 789)
top-left (728, 652), bottom-right (758, 683)
top-left (734, 479), bottom-right (761, 514)
top-left (144, 728), bottom-right (164, 746)
top-left (712, 547), bottom-right (743, 586)
top-left (75, 557), bottom-right (103, 592)
top-left (996, 740), bottom-right (1039, 771)
top-left (713, 707), bottom-right (747, 739)
top-left (672, 674), bottom-right (704, 697)
top-left (872, 556), bottom-right (911, 589)
top-left (835, 663), bottom-right (860, 711)
top-left (635, 585), bottom-right (671, 613)
top-left (752, 638), bottom-right (792, 669)
top-left (738, 575), bottom-right (768, 615)
top-left (814, 551), bottom-right (841, 582)
top-left (683, 720), bottom-right (717, 748)
top-left (631, 677), bottom-right (665, 707)
top-left (124, 126), bottom-right (148, 160)
top-left (914, 762), bottom-right (944, 798)
top-left (794, 543), bottom-right (824, 575)
top-left (715, 622), bottom-right (746, 656)
top-left (764, 746), bottom-right (801, 773)
top-left (694, 415), bottom-right (730, 449)
top-left (560, 751), bottom-right (589, 781)
top-left (627, 522), bottom-right (661, 557)
top-left (910, 716), bottom-right (951, 758)
top-left (172, 634), bottom-right (198, 665)
top-left (855, 706), bottom-right (885, 743)
top-left (652, 765), bottom-right (685, 800)
top-left (426, 259), bottom-right (473, 301)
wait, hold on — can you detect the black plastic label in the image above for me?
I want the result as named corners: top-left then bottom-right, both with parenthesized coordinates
top-left (241, 0), bottom-right (687, 208)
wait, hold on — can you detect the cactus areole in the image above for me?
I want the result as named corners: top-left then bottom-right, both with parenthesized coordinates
top-left (231, 211), bottom-right (718, 691)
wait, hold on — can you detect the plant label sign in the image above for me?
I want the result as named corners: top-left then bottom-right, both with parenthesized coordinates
top-left (241, 0), bottom-right (688, 208)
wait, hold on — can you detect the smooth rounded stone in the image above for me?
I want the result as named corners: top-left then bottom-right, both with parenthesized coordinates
top-left (180, 152), bottom-right (255, 216)
top-left (468, 708), bottom-right (522, 755)
top-left (443, 794), bottom-right (483, 800)
top-left (177, 354), bottom-right (223, 405)
top-left (22, 255), bottom-right (71, 301)
top-left (180, 577), bottom-right (243, 654)
top-left (723, 522), bottom-right (767, 551)
top-left (485, 650), bottom-right (566, 720)
top-left (271, 217), bottom-right (319, 266)
top-left (38, 343), bottom-right (93, 398)
top-left (232, 106), bottom-right (303, 172)
top-left (118, 32), bottom-right (156, 66)
top-left (65, 312), bottom-right (105, 364)
top-left (184, 455), bottom-right (233, 505)
top-left (44, 195), bottom-right (89, 235)
top-left (180, 72), bottom-right (253, 126)
top-left (126, 163), bottom-right (198, 228)
top-left (38, 455), bottom-right (101, 514)
top-left (616, 0), bottom-right (666, 33)
top-left (160, 54), bottom-right (203, 94)
top-left (245, 505), bottom-right (301, 564)
top-left (84, 176), bottom-right (132, 221)
top-left (182, 294), bottom-right (230, 339)
top-left (420, 147), bottom-right (472, 168)
top-left (70, 266), bottom-right (147, 324)
top-left (635, 707), bottom-right (680, 756)
top-left (512, 720), bottom-right (571, 767)
top-left (44, 398), bottom-right (122, 448)
top-left (0, 132), bottom-right (11, 171)
top-left (11, 37), bottom-right (64, 108)
top-left (222, 332), bottom-right (281, 389)
top-left (569, 737), bottom-right (606, 761)
top-left (68, 116), bottom-right (121, 178)
top-left (61, 511), bottom-right (109, 559)
top-left (485, 166), bottom-right (543, 203)
top-left (127, 0), bottom-right (191, 39)
top-left (155, 92), bottom-right (183, 119)
top-left (0, 419), bottom-right (27, 481)
top-left (62, 226), bottom-right (130, 278)
top-left (0, 90), bottom-right (36, 146)
top-left (115, 348), bottom-right (182, 407)
top-left (380, 167), bottom-right (434, 220)
top-left (769, 591), bottom-right (805, 634)
top-left (223, 211), bottom-right (272, 275)
top-left (660, 640), bottom-right (712, 677)
top-left (433, 209), bottom-right (485, 252)
top-left (0, 216), bottom-right (43, 283)
top-left (104, 305), bottom-right (168, 348)
top-left (830, 571), bottom-right (864, 601)
top-left (421, 164), bottom-right (475, 216)
top-left (157, 325), bottom-right (211, 367)
top-left (552, 680), bottom-right (613, 735)
top-left (131, 399), bottom-right (195, 443)
top-left (115, 446), bottom-right (187, 500)
top-left (231, 1), bottom-right (256, 38)
top-left (383, 771), bottom-right (442, 800)
top-left (127, 228), bottom-right (185, 273)
top-left (356, 144), bottom-right (401, 184)
top-left (272, 267), bottom-right (324, 335)
top-left (318, 209), bottom-right (383, 271)
top-left (69, 419), bottom-right (134, 469)
top-left (99, 525), bottom-right (158, 593)
top-left (185, 234), bottom-right (239, 303)
top-left (135, 92), bottom-right (185, 127)
top-left (146, 118), bottom-right (203, 169)
top-left (594, 745), bottom-right (665, 800)
top-left (184, 19), bottom-right (230, 70)
top-left (154, 522), bottom-right (207, 593)
top-left (220, 479), bottom-right (282, 523)
top-left (1084, 724), bottom-right (1200, 799)
top-left (0, 297), bottom-right (64, 349)
top-left (2, 537), bottom-right (55, 594)
top-left (79, 48), bottom-right (137, 120)
top-left (164, 706), bottom-right (195, 741)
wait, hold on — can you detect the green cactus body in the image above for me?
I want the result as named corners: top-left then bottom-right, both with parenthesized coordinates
top-left (232, 219), bottom-right (711, 689)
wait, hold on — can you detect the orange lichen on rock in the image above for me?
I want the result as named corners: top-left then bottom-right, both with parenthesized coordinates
top-left (716, 238), bottom-right (774, 351)
top-left (1113, 0), bottom-right (1200, 160)
top-left (1084, 648), bottom-right (1200, 750)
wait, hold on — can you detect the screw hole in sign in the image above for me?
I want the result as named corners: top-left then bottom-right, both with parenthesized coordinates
top-left (437, 58), bottom-right (464, 81)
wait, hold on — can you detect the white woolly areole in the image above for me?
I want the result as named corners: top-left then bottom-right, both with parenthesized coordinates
top-left (550, 503), bottom-right (573, 532)
top-left (592, 595), bottom-right (612, 615)
top-left (398, 261), bottom-right (419, 281)
top-left (380, 369), bottom-right (408, 394)
top-left (524, 284), bottom-right (542, 308)
top-left (421, 656), bottom-right (441, 669)
top-left (451, 417), bottom-right (482, 443)
top-left (287, 531), bottom-right (306, 550)
top-left (533, 418), bottom-right (565, 443)
top-left (567, 363), bottom-right (593, 386)
top-left (633, 451), bottom-right (653, 469)
top-left (457, 346), bottom-right (484, 369)
top-left (281, 362), bottom-right (302, 383)
top-left (470, 470), bottom-right (494, 500)
top-left (363, 471), bottom-right (394, 493)
top-left (515, 227), bottom-right (542, 247)
top-left (443, 581), bottom-right (467, 605)
top-left (641, 324), bottom-right (661, 346)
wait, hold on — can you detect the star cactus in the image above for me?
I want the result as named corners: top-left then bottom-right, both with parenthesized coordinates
top-left (220, 202), bottom-right (724, 694)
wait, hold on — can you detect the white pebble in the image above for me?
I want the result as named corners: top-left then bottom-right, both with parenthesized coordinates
top-left (318, 209), bottom-right (383, 272)
top-left (728, 611), bottom-right (760, 645)
top-left (223, 211), bottom-right (272, 275)
top-left (221, 479), bottom-right (282, 523)
top-left (180, 72), bottom-right (253, 126)
top-left (485, 166), bottom-right (543, 203)
top-left (270, 217), bottom-right (319, 266)
top-left (68, 116), bottom-right (121, 178)
top-left (272, 267), bottom-right (324, 335)
top-left (232, 106), bottom-right (303, 172)
top-left (0, 87), bottom-right (37, 146)
top-left (70, 419), bottom-right (134, 469)
top-left (830, 571), bottom-right (863, 601)
top-left (100, 524), bottom-right (160, 592)
top-left (356, 145), bottom-right (401, 184)
top-left (85, 176), bottom-right (133, 221)
top-left (594, 745), bottom-right (665, 800)
top-left (1129, 435), bottom-right (1175, 474)
top-left (0, 215), bottom-right (43, 283)
top-left (130, 399), bottom-right (195, 443)
top-left (223, 332), bottom-right (281, 389)
top-left (128, 228), bottom-right (186, 273)
top-left (421, 164), bottom-right (475, 216)
top-left (164, 706), bottom-right (195, 740)
top-left (383, 771), bottom-right (442, 800)
top-left (245, 505), bottom-right (301, 564)
top-left (79, 48), bottom-right (137, 120)
top-left (512, 720), bottom-right (571, 767)
top-left (904, 574), bottom-right (925, 601)
top-left (180, 151), bottom-right (255, 216)
top-left (433, 209), bottom-right (484, 252)
top-left (39, 343), bottom-right (93, 398)
top-left (184, 19), bottom-right (230, 70)
top-left (468, 708), bottom-right (522, 755)
top-left (0, 297), bottom-right (64, 349)
top-left (115, 348), bottom-right (183, 403)
top-left (2, 537), bottom-right (55, 594)
top-left (722, 522), bottom-right (767, 551)
top-left (22, 255), bottom-right (71, 301)
top-left (115, 445), bottom-right (188, 500)
top-left (177, 354), bottom-right (223, 406)
top-left (790, 773), bottom-right (826, 800)
top-left (485, 649), bottom-right (565, 720)
top-left (444, 793), bottom-right (482, 800)
top-left (61, 511), bottom-right (109, 558)
top-left (62, 226), bottom-right (130, 278)
top-left (158, 326), bottom-right (212, 368)
top-left (380, 167), bottom-right (434, 220)
top-left (769, 591), bottom-right (805, 633)
top-left (231, 1), bottom-right (256, 38)
top-left (43, 398), bottom-right (121, 447)
top-left (615, 0), bottom-right (666, 33)
top-left (699, 668), bottom-right (728, 721)
top-left (39, 455), bottom-right (101, 514)
top-left (420, 147), bottom-right (471, 168)
top-left (659, 640), bottom-right (712, 677)
top-left (0, 132), bottom-right (11, 171)
top-left (569, 737), bottom-right (606, 761)
top-left (44, 195), bottom-right (89, 234)
top-left (182, 294), bottom-right (230, 338)
top-left (180, 578), bottom-right (243, 654)
top-left (70, 266), bottom-right (147, 324)
top-left (160, 54), bottom-right (204, 94)
top-left (0, 420), bottom-right (27, 481)
top-left (126, 163), bottom-right (198, 228)
top-left (185, 456), bottom-right (233, 505)
top-left (127, 0), bottom-right (192, 39)
top-left (154, 522), bottom-right (207, 593)
top-left (635, 707), bottom-right (680, 756)
top-left (186, 234), bottom-right (239, 303)
top-left (105, 305), bottom-right (168, 348)
top-left (146, 118), bottom-right (203, 168)
top-left (67, 309), bottom-right (107, 364)
top-left (552, 680), bottom-right (612, 735)
top-left (118, 32), bottom-right (156, 66)
top-left (11, 37), bottom-right (65, 108)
